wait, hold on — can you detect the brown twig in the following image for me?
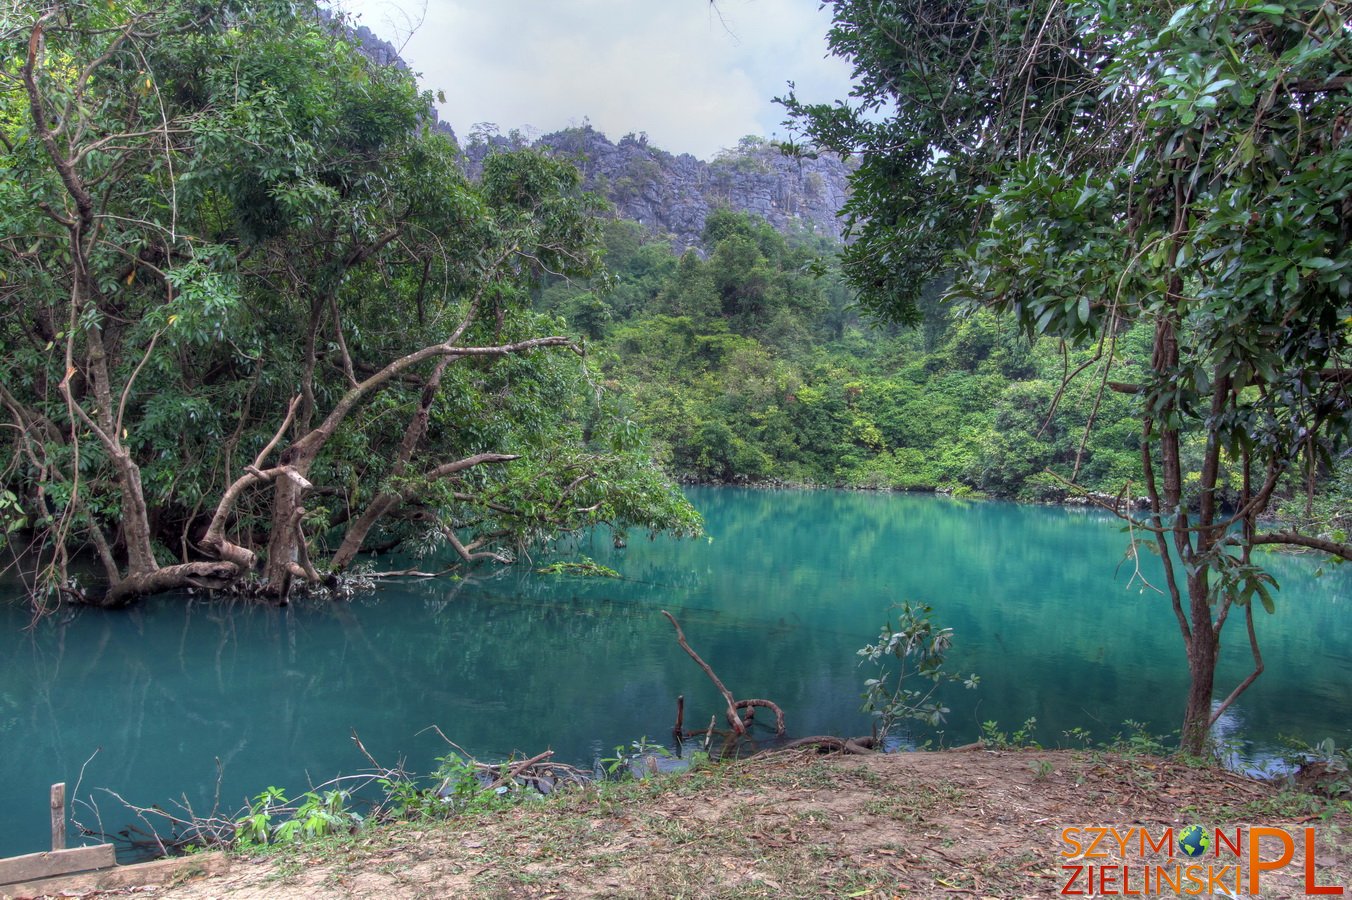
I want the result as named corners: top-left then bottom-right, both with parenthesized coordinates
top-left (350, 729), bottom-right (382, 769)
top-left (482, 750), bottom-right (553, 793)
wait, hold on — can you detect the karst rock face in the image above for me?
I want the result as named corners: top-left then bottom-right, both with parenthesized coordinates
top-left (338, 20), bottom-right (850, 248)
top-left (461, 127), bottom-right (852, 250)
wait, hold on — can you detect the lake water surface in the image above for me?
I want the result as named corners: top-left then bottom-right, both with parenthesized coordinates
top-left (2, 487), bottom-right (1349, 857)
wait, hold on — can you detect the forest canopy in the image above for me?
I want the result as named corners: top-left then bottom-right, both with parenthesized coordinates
top-left (0, 0), bottom-right (699, 611)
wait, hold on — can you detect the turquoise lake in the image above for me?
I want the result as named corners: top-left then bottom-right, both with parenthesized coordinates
top-left (1, 487), bottom-right (1349, 857)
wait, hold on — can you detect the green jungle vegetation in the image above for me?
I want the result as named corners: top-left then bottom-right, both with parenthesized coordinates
top-left (539, 208), bottom-right (1352, 531)
top-left (0, 0), bottom-right (699, 612)
top-left (538, 210), bottom-right (1156, 501)
top-left (533, 0), bottom-right (1352, 760)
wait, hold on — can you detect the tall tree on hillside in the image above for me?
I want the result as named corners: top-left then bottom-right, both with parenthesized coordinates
top-left (0, 0), bottom-right (698, 611)
top-left (783, 0), bottom-right (1352, 755)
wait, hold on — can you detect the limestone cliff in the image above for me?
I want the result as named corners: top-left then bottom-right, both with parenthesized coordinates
top-left (463, 127), bottom-right (851, 250)
top-left (339, 17), bottom-right (849, 248)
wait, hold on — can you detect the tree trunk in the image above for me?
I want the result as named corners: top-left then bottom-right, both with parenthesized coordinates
top-left (1181, 574), bottom-right (1218, 757)
top-left (104, 561), bottom-right (240, 607)
top-left (261, 455), bottom-right (309, 599)
top-left (257, 335), bottom-right (572, 597)
top-left (84, 321), bottom-right (159, 579)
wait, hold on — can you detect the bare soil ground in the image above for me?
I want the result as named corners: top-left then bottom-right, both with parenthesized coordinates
top-left (14, 748), bottom-right (1351, 899)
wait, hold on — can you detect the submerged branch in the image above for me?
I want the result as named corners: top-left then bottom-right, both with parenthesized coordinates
top-left (661, 610), bottom-right (747, 735)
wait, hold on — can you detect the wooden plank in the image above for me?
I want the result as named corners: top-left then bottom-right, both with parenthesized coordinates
top-left (0, 852), bottom-right (228, 900)
top-left (49, 784), bottom-right (65, 851)
top-left (0, 845), bottom-right (115, 886)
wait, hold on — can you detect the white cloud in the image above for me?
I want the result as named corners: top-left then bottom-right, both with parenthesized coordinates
top-left (330, 0), bottom-right (855, 160)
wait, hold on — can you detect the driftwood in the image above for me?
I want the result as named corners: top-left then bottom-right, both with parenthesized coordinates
top-left (661, 610), bottom-right (746, 735)
top-left (733, 699), bottom-right (786, 735)
top-left (423, 726), bottom-right (589, 795)
top-left (479, 750), bottom-right (554, 794)
top-left (660, 611), bottom-right (789, 749)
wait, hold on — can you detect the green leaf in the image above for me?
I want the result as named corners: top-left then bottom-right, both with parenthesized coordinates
top-left (1255, 582), bottom-right (1275, 614)
top-left (1167, 4), bottom-right (1195, 27)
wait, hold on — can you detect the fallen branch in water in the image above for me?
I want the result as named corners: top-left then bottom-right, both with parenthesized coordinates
top-left (424, 725), bottom-right (589, 795)
top-left (365, 566), bottom-right (460, 579)
top-left (481, 750), bottom-right (554, 794)
top-left (661, 610), bottom-right (747, 735)
top-left (734, 698), bottom-right (786, 735)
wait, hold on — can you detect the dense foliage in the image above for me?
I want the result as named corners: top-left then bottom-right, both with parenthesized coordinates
top-left (538, 211), bottom-right (1152, 500)
top-left (779, 0), bottom-right (1352, 754)
top-left (0, 0), bottom-right (698, 610)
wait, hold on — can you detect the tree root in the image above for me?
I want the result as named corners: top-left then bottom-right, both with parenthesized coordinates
top-left (762, 735), bottom-right (878, 756)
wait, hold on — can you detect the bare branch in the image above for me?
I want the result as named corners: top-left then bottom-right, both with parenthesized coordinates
top-left (661, 610), bottom-right (746, 735)
top-left (252, 395), bottom-right (302, 471)
top-left (115, 329), bottom-right (161, 439)
top-left (303, 335), bottom-right (576, 458)
top-left (1208, 602), bottom-right (1264, 726)
top-left (1251, 531), bottom-right (1352, 560)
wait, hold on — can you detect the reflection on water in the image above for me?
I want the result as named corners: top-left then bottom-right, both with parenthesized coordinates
top-left (1, 487), bottom-right (1348, 857)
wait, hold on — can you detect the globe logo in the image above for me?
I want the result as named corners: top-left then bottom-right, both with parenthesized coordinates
top-left (1178, 824), bottom-right (1211, 858)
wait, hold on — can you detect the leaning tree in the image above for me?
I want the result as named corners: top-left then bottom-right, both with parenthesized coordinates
top-left (783, 0), bottom-right (1352, 755)
top-left (0, 0), bottom-right (699, 611)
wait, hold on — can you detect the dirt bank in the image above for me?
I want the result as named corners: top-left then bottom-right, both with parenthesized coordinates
top-left (13, 748), bottom-right (1351, 899)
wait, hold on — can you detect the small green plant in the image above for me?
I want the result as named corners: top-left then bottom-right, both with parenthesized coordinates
top-left (1281, 736), bottom-right (1352, 800)
top-left (858, 602), bottom-right (979, 744)
top-left (233, 785), bottom-right (362, 846)
top-left (234, 786), bottom-right (288, 847)
top-left (1061, 726), bottom-right (1093, 748)
top-left (536, 556), bottom-right (620, 578)
top-left (1031, 759), bottom-right (1055, 781)
top-left (1108, 720), bottom-right (1169, 757)
top-left (375, 772), bottom-right (439, 821)
top-left (980, 717), bottom-right (1040, 749)
top-left (599, 737), bottom-right (674, 778)
top-left (273, 789), bottom-right (360, 842)
top-left (433, 752), bottom-right (516, 813)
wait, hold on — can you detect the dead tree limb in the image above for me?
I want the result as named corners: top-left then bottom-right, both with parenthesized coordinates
top-left (661, 610), bottom-right (746, 735)
top-left (734, 699), bottom-right (785, 735)
top-left (481, 750), bottom-right (554, 793)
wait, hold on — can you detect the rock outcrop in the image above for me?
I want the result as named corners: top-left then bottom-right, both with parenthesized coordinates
top-left (338, 15), bottom-right (849, 249)
top-left (326, 10), bottom-right (459, 144)
top-left (463, 127), bottom-right (851, 250)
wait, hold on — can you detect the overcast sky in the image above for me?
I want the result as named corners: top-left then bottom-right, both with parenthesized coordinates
top-left (325, 0), bottom-right (856, 160)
